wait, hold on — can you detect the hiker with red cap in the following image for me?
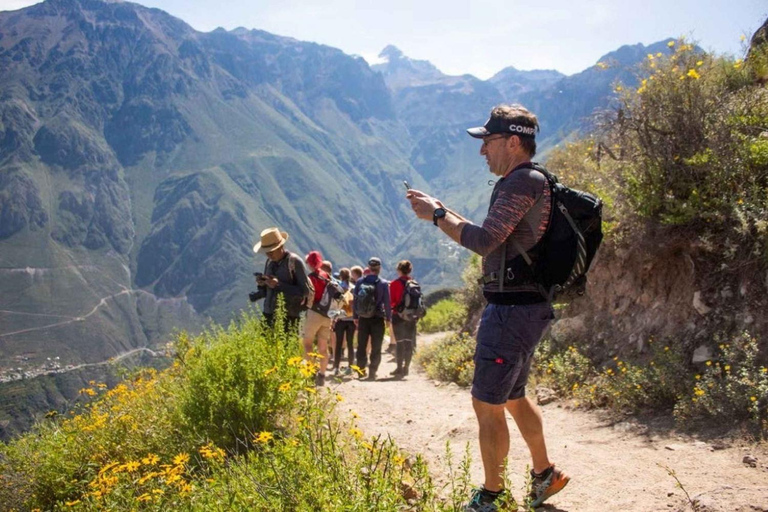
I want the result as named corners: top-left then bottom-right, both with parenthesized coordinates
top-left (303, 250), bottom-right (340, 386)
top-left (249, 227), bottom-right (312, 335)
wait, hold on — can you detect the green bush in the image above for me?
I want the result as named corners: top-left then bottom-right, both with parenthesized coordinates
top-left (419, 298), bottom-right (467, 334)
top-left (418, 333), bottom-right (475, 387)
top-left (0, 310), bottom-right (452, 511)
top-left (674, 332), bottom-right (768, 430)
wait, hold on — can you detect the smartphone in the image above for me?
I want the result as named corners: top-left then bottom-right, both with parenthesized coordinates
top-left (253, 272), bottom-right (264, 279)
top-left (403, 180), bottom-right (410, 191)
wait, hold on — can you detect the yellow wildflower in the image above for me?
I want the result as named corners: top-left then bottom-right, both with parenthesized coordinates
top-left (656, 52), bottom-right (662, 58)
top-left (687, 69), bottom-right (700, 79)
top-left (264, 366), bottom-right (277, 376)
top-left (696, 60), bottom-right (703, 66)
top-left (137, 493), bottom-right (152, 502)
top-left (255, 431), bottom-right (274, 444)
top-left (349, 427), bottom-right (363, 439)
top-left (173, 453), bottom-right (190, 466)
top-left (647, 53), bottom-right (654, 60)
top-left (279, 382), bottom-right (292, 392)
top-left (336, 393), bottom-right (344, 402)
top-left (141, 453), bottom-right (159, 466)
top-left (740, 34), bottom-right (746, 42)
top-left (725, 365), bottom-right (731, 371)
top-left (305, 386), bottom-right (317, 394)
top-left (65, 501), bottom-right (81, 507)
top-left (287, 356), bottom-right (303, 366)
top-left (667, 41), bottom-right (675, 47)
top-left (124, 460), bottom-right (140, 473)
top-left (706, 361), bottom-right (712, 366)
top-left (751, 396), bottom-right (757, 402)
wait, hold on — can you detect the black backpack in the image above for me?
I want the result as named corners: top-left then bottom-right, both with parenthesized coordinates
top-left (396, 278), bottom-right (426, 321)
top-left (356, 278), bottom-right (380, 318)
top-left (496, 163), bottom-right (603, 300)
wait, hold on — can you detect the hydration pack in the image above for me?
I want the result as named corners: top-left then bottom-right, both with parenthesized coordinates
top-left (490, 163), bottom-right (603, 301)
top-left (396, 278), bottom-right (426, 321)
top-left (356, 278), bottom-right (380, 318)
top-left (311, 274), bottom-right (345, 318)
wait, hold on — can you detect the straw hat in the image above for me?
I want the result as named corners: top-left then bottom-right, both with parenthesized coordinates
top-left (253, 227), bottom-right (289, 254)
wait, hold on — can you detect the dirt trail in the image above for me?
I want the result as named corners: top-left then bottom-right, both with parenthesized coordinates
top-left (331, 332), bottom-right (768, 511)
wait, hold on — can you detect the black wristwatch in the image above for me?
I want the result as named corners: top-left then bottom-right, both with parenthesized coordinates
top-left (433, 207), bottom-right (447, 226)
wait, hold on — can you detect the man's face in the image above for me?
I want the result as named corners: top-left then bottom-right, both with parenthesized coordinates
top-left (480, 134), bottom-right (515, 177)
top-left (266, 247), bottom-right (285, 262)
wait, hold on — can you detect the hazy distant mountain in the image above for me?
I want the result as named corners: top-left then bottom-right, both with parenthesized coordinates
top-left (519, 39), bottom-right (682, 147)
top-left (489, 66), bottom-right (565, 102)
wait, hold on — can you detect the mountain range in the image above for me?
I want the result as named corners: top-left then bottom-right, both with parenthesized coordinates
top-left (0, 0), bottom-right (681, 436)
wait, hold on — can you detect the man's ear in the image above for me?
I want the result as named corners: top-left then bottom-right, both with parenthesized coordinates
top-left (507, 135), bottom-right (520, 149)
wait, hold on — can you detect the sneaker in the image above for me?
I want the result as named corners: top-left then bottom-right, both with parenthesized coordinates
top-left (342, 367), bottom-right (353, 376)
top-left (333, 367), bottom-right (340, 376)
top-left (402, 365), bottom-right (409, 377)
top-left (527, 464), bottom-right (570, 508)
top-left (463, 488), bottom-right (516, 512)
top-left (364, 371), bottom-right (377, 381)
top-left (390, 368), bottom-right (403, 377)
top-left (314, 373), bottom-right (326, 387)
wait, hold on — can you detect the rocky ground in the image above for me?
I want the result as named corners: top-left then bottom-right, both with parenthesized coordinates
top-left (329, 332), bottom-right (768, 511)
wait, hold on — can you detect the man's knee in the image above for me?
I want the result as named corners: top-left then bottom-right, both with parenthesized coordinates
top-left (473, 397), bottom-right (507, 424)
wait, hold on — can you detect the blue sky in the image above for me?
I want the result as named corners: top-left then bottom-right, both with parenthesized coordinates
top-left (2, 0), bottom-right (766, 77)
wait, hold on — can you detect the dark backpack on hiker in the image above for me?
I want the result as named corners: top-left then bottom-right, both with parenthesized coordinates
top-left (356, 278), bottom-right (380, 318)
top-left (311, 273), bottom-right (344, 318)
top-left (490, 163), bottom-right (603, 301)
top-left (396, 278), bottom-right (426, 321)
top-left (288, 256), bottom-right (315, 311)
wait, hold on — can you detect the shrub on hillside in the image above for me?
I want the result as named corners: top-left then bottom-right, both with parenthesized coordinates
top-left (0, 310), bottom-right (444, 511)
top-left (610, 40), bottom-right (768, 239)
top-left (418, 333), bottom-right (475, 387)
top-left (674, 332), bottom-right (768, 430)
top-left (419, 298), bottom-right (467, 334)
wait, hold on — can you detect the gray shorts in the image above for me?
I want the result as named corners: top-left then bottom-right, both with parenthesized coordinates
top-left (471, 302), bottom-right (554, 405)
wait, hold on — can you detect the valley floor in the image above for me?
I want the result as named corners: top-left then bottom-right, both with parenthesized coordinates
top-left (332, 333), bottom-right (768, 512)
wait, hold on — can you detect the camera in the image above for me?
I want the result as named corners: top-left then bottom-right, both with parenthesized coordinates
top-left (253, 272), bottom-right (264, 279)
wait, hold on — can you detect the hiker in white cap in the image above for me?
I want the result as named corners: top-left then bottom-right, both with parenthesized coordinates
top-left (249, 227), bottom-right (312, 334)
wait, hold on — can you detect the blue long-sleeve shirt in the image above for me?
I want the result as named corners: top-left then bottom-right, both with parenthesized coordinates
top-left (353, 274), bottom-right (391, 322)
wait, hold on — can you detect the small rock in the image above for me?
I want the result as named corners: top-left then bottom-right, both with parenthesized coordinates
top-left (692, 494), bottom-right (721, 512)
top-left (536, 386), bottom-right (558, 405)
top-left (400, 481), bottom-right (419, 501)
top-left (667, 492), bottom-right (675, 497)
top-left (692, 345), bottom-right (713, 364)
top-left (406, 419), bottom-right (412, 424)
top-left (693, 291), bottom-right (712, 315)
top-left (665, 444), bottom-right (684, 451)
top-left (743, 454), bottom-right (758, 467)
top-left (711, 441), bottom-right (728, 450)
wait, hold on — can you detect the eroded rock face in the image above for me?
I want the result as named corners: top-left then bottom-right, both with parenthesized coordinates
top-left (556, 230), bottom-right (768, 363)
top-left (0, 169), bottom-right (48, 239)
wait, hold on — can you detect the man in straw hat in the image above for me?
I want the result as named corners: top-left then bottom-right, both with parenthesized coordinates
top-left (249, 227), bottom-right (311, 333)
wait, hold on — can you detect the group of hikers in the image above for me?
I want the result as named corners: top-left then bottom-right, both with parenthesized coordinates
top-left (249, 231), bottom-right (423, 387)
top-left (250, 103), bottom-right (582, 510)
